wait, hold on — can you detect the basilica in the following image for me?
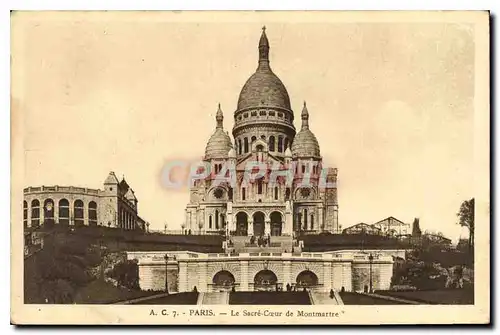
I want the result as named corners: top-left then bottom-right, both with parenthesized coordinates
top-left (185, 27), bottom-right (339, 238)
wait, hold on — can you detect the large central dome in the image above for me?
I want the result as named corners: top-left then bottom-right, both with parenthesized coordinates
top-left (237, 70), bottom-right (291, 111)
top-left (235, 27), bottom-right (292, 113)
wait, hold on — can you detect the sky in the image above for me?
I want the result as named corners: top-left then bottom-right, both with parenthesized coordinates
top-left (13, 12), bottom-right (476, 242)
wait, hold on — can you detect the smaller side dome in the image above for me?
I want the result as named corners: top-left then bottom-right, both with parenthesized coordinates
top-left (284, 146), bottom-right (292, 158)
top-left (204, 104), bottom-right (234, 160)
top-left (291, 102), bottom-right (321, 158)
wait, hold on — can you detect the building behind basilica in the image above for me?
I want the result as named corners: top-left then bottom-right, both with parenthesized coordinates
top-left (185, 27), bottom-right (339, 237)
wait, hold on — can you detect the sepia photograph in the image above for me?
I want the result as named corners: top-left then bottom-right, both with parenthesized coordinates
top-left (10, 10), bottom-right (490, 325)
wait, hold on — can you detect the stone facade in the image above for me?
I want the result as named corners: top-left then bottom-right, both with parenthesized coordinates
top-left (127, 249), bottom-right (397, 293)
top-left (186, 28), bottom-right (339, 236)
top-left (23, 171), bottom-right (145, 231)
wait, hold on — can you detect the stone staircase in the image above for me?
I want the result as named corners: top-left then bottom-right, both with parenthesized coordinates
top-left (200, 292), bottom-right (229, 305)
top-left (309, 291), bottom-right (344, 305)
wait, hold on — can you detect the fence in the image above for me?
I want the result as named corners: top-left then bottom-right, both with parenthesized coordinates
top-left (147, 229), bottom-right (224, 236)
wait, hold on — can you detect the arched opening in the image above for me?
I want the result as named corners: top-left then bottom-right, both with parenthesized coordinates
top-left (251, 136), bottom-right (257, 143)
top-left (74, 200), bottom-right (84, 226)
top-left (88, 201), bottom-right (97, 226)
top-left (304, 209), bottom-right (308, 231)
top-left (244, 138), bottom-right (249, 153)
top-left (23, 201), bottom-right (28, 228)
top-left (256, 144), bottom-right (264, 152)
top-left (236, 212), bottom-right (248, 236)
top-left (58, 199), bottom-right (69, 225)
top-left (270, 211), bottom-right (282, 236)
top-left (253, 212), bottom-right (265, 236)
top-left (284, 138), bottom-right (289, 151)
top-left (257, 178), bottom-right (263, 195)
top-left (43, 199), bottom-right (55, 226)
top-left (31, 199), bottom-right (40, 227)
top-left (212, 270), bottom-right (235, 288)
top-left (254, 270), bottom-right (278, 291)
top-left (209, 215), bottom-right (213, 229)
top-left (285, 188), bottom-right (290, 200)
top-left (269, 136), bottom-right (275, 151)
top-left (242, 187), bottom-right (246, 201)
top-left (278, 136), bottom-right (283, 153)
top-left (296, 270), bottom-right (319, 288)
top-left (310, 214), bottom-right (314, 231)
top-left (238, 139), bottom-right (242, 155)
top-left (274, 186), bottom-right (279, 200)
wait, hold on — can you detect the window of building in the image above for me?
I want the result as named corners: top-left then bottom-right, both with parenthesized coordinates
top-left (215, 210), bottom-right (219, 230)
top-left (89, 201), bottom-right (97, 226)
top-left (304, 209), bottom-right (308, 230)
top-left (244, 113), bottom-right (249, 118)
top-left (244, 138), bottom-right (249, 153)
top-left (23, 201), bottom-right (28, 228)
top-left (209, 215), bottom-right (213, 229)
top-left (74, 200), bottom-right (84, 226)
top-left (238, 139), bottom-right (242, 155)
top-left (310, 214), bottom-right (314, 230)
top-left (284, 138), bottom-right (289, 151)
top-left (278, 112), bottom-right (283, 118)
top-left (59, 199), bottom-right (69, 225)
top-left (251, 111), bottom-right (257, 117)
top-left (242, 187), bottom-right (246, 200)
top-left (278, 136), bottom-right (283, 153)
top-left (257, 179), bottom-right (263, 195)
top-left (269, 136), bottom-right (275, 151)
top-left (269, 111), bottom-right (275, 116)
top-left (274, 187), bottom-right (279, 200)
top-left (251, 136), bottom-right (257, 143)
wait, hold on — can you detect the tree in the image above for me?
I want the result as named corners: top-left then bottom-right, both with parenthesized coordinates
top-left (457, 198), bottom-right (474, 251)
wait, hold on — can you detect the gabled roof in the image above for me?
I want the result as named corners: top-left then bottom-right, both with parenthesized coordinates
top-left (373, 216), bottom-right (407, 226)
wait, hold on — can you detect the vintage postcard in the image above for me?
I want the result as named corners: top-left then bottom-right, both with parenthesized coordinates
top-left (11, 11), bottom-right (490, 325)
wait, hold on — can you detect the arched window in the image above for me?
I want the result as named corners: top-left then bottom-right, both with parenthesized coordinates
top-left (59, 199), bottom-right (69, 225)
top-left (302, 164), bottom-right (306, 173)
top-left (31, 199), bottom-right (40, 227)
top-left (221, 213), bottom-right (225, 229)
top-left (209, 215), bottom-right (213, 229)
top-left (285, 188), bottom-right (291, 200)
top-left (274, 186), bottom-right (279, 200)
top-left (23, 201), bottom-right (28, 228)
top-left (74, 200), bottom-right (84, 226)
top-left (244, 138), bottom-right (249, 153)
top-left (43, 199), bottom-right (55, 226)
top-left (215, 210), bottom-right (219, 230)
top-left (310, 214), bottom-right (314, 230)
top-left (257, 179), bottom-right (263, 195)
top-left (269, 136), bottom-right (275, 151)
top-left (238, 139), bottom-right (242, 155)
top-left (88, 201), bottom-right (97, 226)
top-left (304, 209), bottom-right (308, 230)
top-left (242, 187), bottom-right (246, 200)
top-left (284, 138), bottom-right (289, 151)
top-left (251, 136), bottom-right (257, 143)
top-left (278, 136), bottom-right (283, 153)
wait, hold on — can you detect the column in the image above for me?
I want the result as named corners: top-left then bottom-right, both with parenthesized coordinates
top-left (240, 260), bottom-right (249, 291)
top-left (323, 261), bottom-right (332, 292)
top-left (285, 211), bottom-right (293, 236)
top-left (54, 199), bottom-right (59, 224)
top-left (178, 262), bottom-right (188, 292)
top-left (248, 220), bottom-right (254, 236)
top-left (265, 220), bottom-right (271, 236)
top-left (199, 262), bottom-right (208, 292)
top-left (199, 208), bottom-right (205, 233)
top-left (83, 201), bottom-right (88, 226)
top-left (318, 206), bottom-right (324, 232)
top-left (283, 260), bottom-right (292, 288)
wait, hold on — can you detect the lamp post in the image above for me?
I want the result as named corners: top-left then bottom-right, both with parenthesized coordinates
top-left (368, 253), bottom-right (374, 293)
top-left (164, 254), bottom-right (169, 294)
